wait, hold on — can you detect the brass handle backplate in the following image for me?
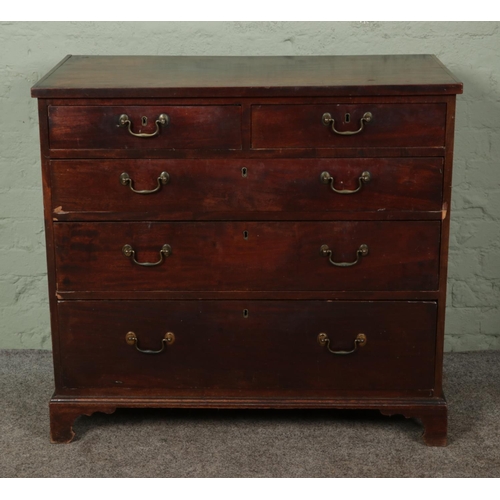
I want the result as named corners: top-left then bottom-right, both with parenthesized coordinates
top-left (317, 332), bottom-right (367, 355)
top-left (320, 171), bottom-right (371, 194)
top-left (120, 171), bottom-right (170, 194)
top-left (125, 331), bottom-right (175, 354)
top-left (322, 112), bottom-right (372, 135)
top-left (122, 243), bottom-right (172, 267)
top-left (320, 244), bottom-right (369, 267)
top-left (118, 113), bottom-right (169, 138)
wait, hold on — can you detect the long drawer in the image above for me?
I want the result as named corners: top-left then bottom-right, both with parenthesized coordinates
top-left (58, 300), bottom-right (437, 396)
top-left (48, 105), bottom-right (242, 150)
top-left (252, 103), bottom-right (446, 149)
top-left (54, 221), bottom-right (441, 292)
top-left (50, 158), bottom-right (444, 219)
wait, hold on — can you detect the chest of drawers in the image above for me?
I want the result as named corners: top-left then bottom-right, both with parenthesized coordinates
top-left (31, 55), bottom-right (462, 445)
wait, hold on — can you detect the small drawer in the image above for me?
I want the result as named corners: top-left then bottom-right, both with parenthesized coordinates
top-left (50, 157), bottom-right (444, 220)
top-left (57, 300), bottom-right (437, 396)
top-left (252, 103), bottom-right (446, 149)
top-left (54, 221), bottom-right (441, 292)
top-left (48, 105), bottom-right (242, 151)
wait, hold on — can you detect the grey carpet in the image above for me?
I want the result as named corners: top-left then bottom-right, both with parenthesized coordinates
top-left (0, 350), bottom-right (499, 477)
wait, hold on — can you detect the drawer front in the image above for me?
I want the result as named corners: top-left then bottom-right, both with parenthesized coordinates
top-left (54, 221), bottom-right (440, 292)
top-left (50, 158), bottom-right (444, 218)
top-left (58, 300), bottom-right (437, 396)
top-left (252, 103), bottom-right (446, 149)
top-left (48, 105), bottom-right (242, 150)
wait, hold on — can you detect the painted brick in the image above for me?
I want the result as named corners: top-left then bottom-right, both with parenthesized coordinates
top-left (451, 158), bottom-right (467, 188)
top-left (445, 334), bottom-right (500, 352)
top-left (480, 309), bottom-right (500, 335)
top-left (454, 129), bottom-right (491, 160)
top-left (445, 307), bottom-right (480, 336)
top-left (465, 160), bottom-right (500, 190)
top-left (468, 100), bottom-right (500, 129)
top-left (483, 191), bottom-right (500, 219)
top-left (481, 252), bottom-right (500, 279)
top-left (0, 21), bottom-right (499, 351)
top-left (0, 277), bottom-right (19, 307)
top-left (0, 249), bottom-right (47, 277)
top-left (448, 249), bottom-right (482, 279)
top-left (455, 220), bottom-right (500, 248)
top-left (452, 281), bottom-right (498, 308)
top-left (0, 190), bottom-right (44, 219)
top-left (489, 130), bottom-right (500, 158)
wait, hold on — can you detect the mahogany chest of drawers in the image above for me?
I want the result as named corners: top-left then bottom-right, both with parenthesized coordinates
top-left (31, 55), bottom-right (462, 445)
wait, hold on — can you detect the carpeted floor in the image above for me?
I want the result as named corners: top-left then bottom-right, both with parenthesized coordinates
top-left (0, 350), bottom-right (499, 477)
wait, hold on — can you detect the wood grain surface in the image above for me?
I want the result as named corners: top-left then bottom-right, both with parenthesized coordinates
top-left (50, 158), bottom-right (444, 219)
top-left (252, 103), bottom-right (446, 149)
top-left (53, 221), bottom-right (441, 292)
top-left (48, 105), bottom-right (242, 150)
top-left (31, 55), bottom-right (463, 98)
top-left (57, 300), bottom-right (437, 396)
top-left (32, 54), bottom-right (462, 445)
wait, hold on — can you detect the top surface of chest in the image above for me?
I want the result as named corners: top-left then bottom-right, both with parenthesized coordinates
top-left (31, 54), bottom-right (463, 99)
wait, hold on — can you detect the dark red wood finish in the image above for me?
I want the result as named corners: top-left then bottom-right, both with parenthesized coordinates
top-left (50, 158), bottom-right (444, 219)
top-left (252, 103), bottom-right (446, 149)
top-left (31, 55), bottom-right (463, 99)
top-left (57, 300), bottom-right (437, 395)
top-left (37, 100), bottom-right (65, 393)
top-left (31, 55), bottom-right (462, 445)
top-left (48, 105), bottom-right (242, 150)
top-left (435, 96), bottom-right (458, 397)
top-left (53, 221), bottom-right (441, 293)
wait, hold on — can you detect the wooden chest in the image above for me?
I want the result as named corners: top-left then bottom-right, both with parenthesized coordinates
top-left (31, 55), bottom-right (463, 445)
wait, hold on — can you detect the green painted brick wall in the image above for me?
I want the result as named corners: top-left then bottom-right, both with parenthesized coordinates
top-left (1, 21), bottom-right (499, 351)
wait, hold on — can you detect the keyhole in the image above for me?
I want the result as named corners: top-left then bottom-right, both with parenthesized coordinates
top-left (243, 230), bottom-right (249, 240)
top-left (241, 167), bottom-right (248, 177)
top-left (142, 116), bottom-right (148, 126)
top-left (345, 113), bottom-right (350, 123)
top-left (243, 309), bottom-right (249, 318)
